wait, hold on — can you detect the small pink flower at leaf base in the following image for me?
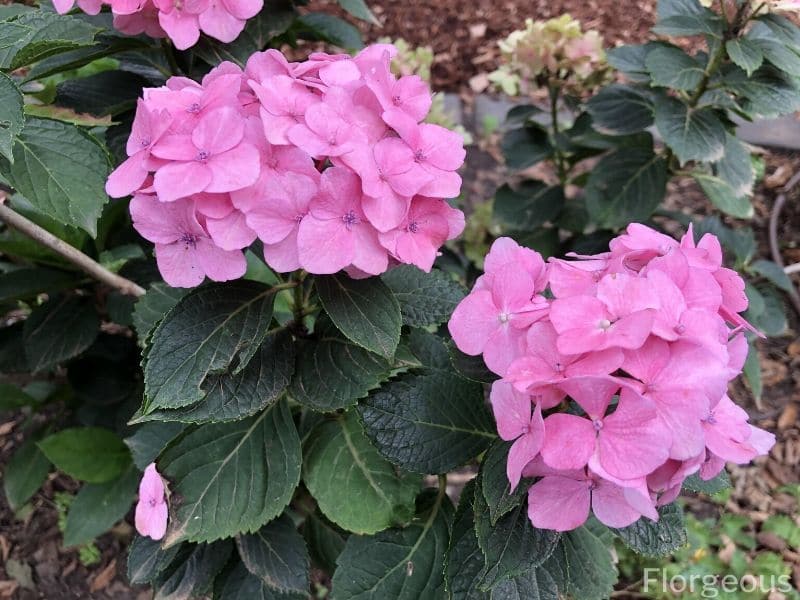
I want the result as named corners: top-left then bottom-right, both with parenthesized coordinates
top-left (135, 463), bottom-right (168, 541)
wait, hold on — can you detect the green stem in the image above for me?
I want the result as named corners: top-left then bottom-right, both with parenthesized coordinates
top-left (437, 474), bottom-right (448, 500)
top-left (549, 85), bottom-right (568, 186)
top-left (291, 272), bottom-right (308, 328)
top-left (688, 40), bottom-right (727, 107)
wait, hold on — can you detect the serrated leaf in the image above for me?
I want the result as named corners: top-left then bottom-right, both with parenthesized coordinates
top-left (0, 72), bottom-right (23, 163)
top-left (332, 489), bottom-right (453, 599)
top-left (38, 427), bottom-right (130, 484)
top-left (448, 342), bottom-right (498, 384)
top-left (444, 479), bottom-right (487, 599)
top-left (159, 401), bottom-right (301, 545)
top-left (139, 330), bottom-right (295, 424)
top-left (213, 561), bottom-right (305, 600)
top-left (726, 39), bottom-right (763, 76)
top-left (646, 45), bottom-right (705, 90)
top-left (124, 422), bottom-right (187, 470)
top-left (654, 96), bottom-right (726, 165)
top-left (382, 266), bottom-right (466, 328)
top-left (606, 44), bottom-right (653, 82)
top-left (143, 281), bottom-right (277, 411)
top-left (127, 536), bottom-right (182, 585)
top-left (0, 118), bottom-right (111, 236)
top-left (3, 438), bottom-right (50, 511)
top-left (653, 0), bottom-right (723, 37)
top-left (694, 172), bottom-right (753, 219)
top-left (23, 294), bottom-right (100, 373)
top-left (493, 181), bottom-right (564, 232)
top-left (612, 503), bottom-right (687, 557)
top-left (473, 479), bottom-right (560, 590)
top-left (63, 465), bottom-right (139, 547)
top-left (316, 275), bottom-right (401, 360)
top-left (750, 259), bottom-right (793, 293)
top-left (55, 70), bottom-right (151, 117)
top-left (303, 411), bottom-right (421, 535)
top-left (714, 133), bottom-right (754, 197)
top-left (584, 149), bottom-right (668, 229)
top-left (585, 84), bottom-right (654, 134)
top-left (298, 13), bottom-right (363, 51)
top-left (725, 65), bottom-right (800, 118)
top-left (236, 514), bottom-right (310, 595)
top-left (358, 368), bottom-right (493, 474)
top-left (303, 511), bottom-right (346, 573)
top-left (481, 441), bottom-right (528, 526)
top-left (542, 527), bottom-right (618, 600)
top-left (490, 568), bottom-right (559, 600)
top-left (132, 283), bottom-right (188, 346)
top-left (747, 23), bottom-right (800, 77)
top-left (501, 124), bottom-right (552, 170)
top-left (153, 540), bottom-right (233, 600)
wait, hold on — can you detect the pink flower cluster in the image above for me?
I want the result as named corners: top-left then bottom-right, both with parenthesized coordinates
top-left (449, 224), bottom-right (775, 532)
top-left (54, 0), bottom-right (263, 50)
top-left (106, 45), bottom-right (465, 287)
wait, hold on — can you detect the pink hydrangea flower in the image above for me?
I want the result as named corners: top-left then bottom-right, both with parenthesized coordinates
top-left (135, 463), bottom-right (168, 541)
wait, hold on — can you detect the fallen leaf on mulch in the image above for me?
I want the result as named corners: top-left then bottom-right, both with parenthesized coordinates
top-left (0, 581), bottom-right (18, 598)
top-left (89, 559), bottom-right (117, 593)
top-left (5, 559), bottom-right (34, 590)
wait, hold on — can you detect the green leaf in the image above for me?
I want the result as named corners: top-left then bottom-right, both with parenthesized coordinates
top-left (743, 340), bottom-right (763, 402)
top-left (0, 11), bottom-right (100, 70)
top-left (127, 536), bottom-right (182, 585)
top-left (694, 173), bottom-right (753, 219)
top-left (493, 182), bottom-right (564, 232)
top-left (303, 411), bottom-right (421, 534)
top-left (490, 568), bottom-right (559, 600)
top-left (645, 45), bottom-right (705, 90)
top-left (0, 118), bottom-right (111, 236)
top-left (316, 274), bottom-right (402, 360)
top-left (139, 330), bottom-right (295, 424)
top-left (501, 124), bottom-right (552, 170)
top-left (3, 438), bottom-right (50, 511)
top-left (747, 23), bottom-right (800, 77)
top-left (153, 540), bottom-right (233, 600)
top-left (297, 13), bottom-right (363, 51)
top-left (746, 285), bottom-right (787, 336)
top-left (0, 72), bottom-right (23, 163)
top-left (0, 382), bottom-right (37, 412)
top-left (289, 320), bottom-right (393, 412)
top-left (754, 13), bottom-right (800, 48)
top-left (124, 422), bottom-right (186, 471)
top-left (612, 504), bottom-right (687, 557)
top-left (63, 465), bottom-right (139, 547)
top-left (132, 283), bottom-right (188, 346)
top-left (606, 44), bottom-right (653, 82)
top-left (654, 96), bottom-right (726, 165)
top-left (303, 511), bottom-right (346, 573)
top-left (38, 427), bottom-right (130, 484)
top-left (444, 479), bottom-right (488, 599)
top-left (338, 0), bottom-right (379, 25)
top-left (715, 133), bottom-right (754, 197)
top-left (23, 294), bottom-right (100, 372)
top-left (236, 514), bottom-right (310, 595)
top-left (751, 260), bottom-right (794, 294)
top-left (382, 266), bottom-right (466, 328)
top-left (214, 561), bottom-right (305, 600)
top-left (725, 65), bottom-right (800, 118)
top-left (143, 281), bottom-right (277, 411)
top-left (480, 441), bottom-right (528, 526)
top-left (762, 515), bottom-right (800, 548)
top-left (653, 0), bottom-right (724, 38)
top-left (584, 149), bottom-right (668, 229)
top-left (683, 470), bottom-right (731, 494)
top-left (448, 342), bottom-right (498, 384)
top-left (473, 479), bottom-right (560, 590)
top-left (585, 84), bottom-right (654, 134)
top-left (159, 400), bottom-right (301, 545)
top-left (542, 527), bottom-right (618, 600)
top-left (358, 368), bottom-right (494, 474)
top-left (55, 70), bottom-right (151, 117)
top-left (333, 488), bottom-right (453, 599)
top-left (726, 39), bottom-right (763, 76)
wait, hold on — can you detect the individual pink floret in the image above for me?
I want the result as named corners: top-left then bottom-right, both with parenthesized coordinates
top-left (134, 463), bottom-right (168, 541)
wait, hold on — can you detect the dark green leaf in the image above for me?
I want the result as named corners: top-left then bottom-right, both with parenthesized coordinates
top-left (683, 470), bottom-right (731, 494)
top-left (338, 0), bottom-right (379, 24)
top-left (132, 283), bottom-right (188, 346)
top-left (606, 44), bottom-right (653, 82)
top-left (585, 84), bottom-right (654, 134)
top-left (542, 527), bottom-right (617, 600)
top-left (493, 182), bottom-right (564, 231)
top-left (0, 382), bottom-right (37, 412)
top-left (0, 118), bottom-right (111, 236)
top-left (481, 441), bottom-right (528, 526)
top-left (332, 489), bottom-right (454, 600)
top-left (490, 568), bottom-right (559, 600)
top-left (0, 322), bottom-right (27, 373)
top-left (747, 23), bottom-right (800, 77)
top-left (448, 343), bottom-right (498, 384)
top-left (474, 479), bottom-right (560, 590)
top-left (55, 70), bottom-right (151, 117)
top-left (382, 266), bottom-right (466, 328)
top-left (236, 514), bottom-right (310, 595)
top-left (501, 124), bottom-right (552, 170)
top-left (297, 13), bottom-right (363, 51)
top-left (358, 369), bottom-right (493, 474)
top-left (143, 281), bottom-right (276, 411)
top-left (653, 0), bottom-right (723, 38)
top-left (159, 400), bottom-right (301, 545)
top-left (715, 133), bottom-right (754, 197)
top-left (0, 72), bottom-right (23, 163)
top-left (584, 149), bottom-right (668, 229)
top-left (750, 259), bottom-right (793, 293)
top-left (303, 511), bottom-right (346, 573)
top-left (23, 295), bottom-right (100, 372)
top-left (38, 427), bottom-right (130, 484)
top-left (3, 438), bottom-right (50, 511)
top-left (694, 173), bottom-right (753, 219)
top-left (726, 39), bottom-right (763, 76)
top-left (743, 339), bottom-right (763, 402)
top-left (654, 96), bottom-right (726, 164)
top-left (127, 536), bottom-right (182, 585)
top-left (612, 504), bottom-right (687, 557)
top-left (303, 411), bottom-right (421, 534)
top-left (444, 479), bottom-right (487, 599)
top-left (505, 105), bottom-right (543, 127)
top-left (316, 274), bottom-right (402, 360)
top-left (63, 465), bottom-right (139, 547)
top-left (140, 330), bottom-right (295, 423)
top-left (124, 422), bottom-right (187, 470)
top-left (725, 65), bottom-right (800, 118)
top-left (0, 267), bottom-right (77, 304)
top-left (645, 45), bottom-right (705, 90)
top-left (746, 285), bottom-right (787, 336)
top-left (154, 540), bottom-right (233, 600)
top-left (213, 561), bottom-right (305, 600)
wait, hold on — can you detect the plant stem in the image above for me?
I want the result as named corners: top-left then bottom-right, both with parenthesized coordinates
top-left (549, 85), bottom-right (568, 185)
top-left (0, 197), bottom-right (146, 297)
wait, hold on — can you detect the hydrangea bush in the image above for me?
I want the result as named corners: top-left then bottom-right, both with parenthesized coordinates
top-left (0, 1), bottom-right (781, 599)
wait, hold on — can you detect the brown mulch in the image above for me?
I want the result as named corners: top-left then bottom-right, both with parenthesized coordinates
top-left (307, 0), bottom-right (658, 90)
